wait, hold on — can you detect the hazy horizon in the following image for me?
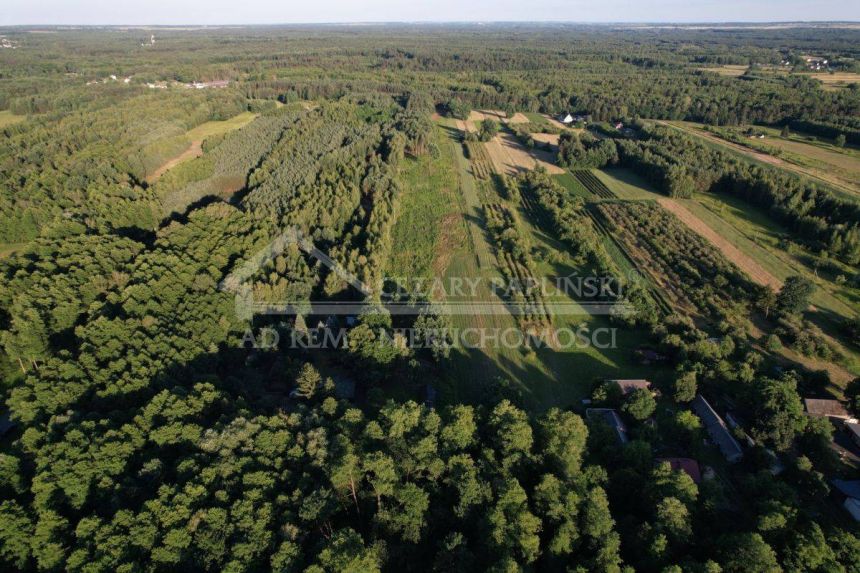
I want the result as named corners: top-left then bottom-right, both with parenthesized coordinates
top-left (3, 1), bottom-right (860, 27)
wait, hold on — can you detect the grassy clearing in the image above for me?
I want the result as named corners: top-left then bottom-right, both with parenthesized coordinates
top-left (523, 112), bottom-right (549, 126)
top-left (695, 65), bottom-right (748, 77)
top-left (387, 125), bottom-right (460, 279)
top-left (0, 243), bottom-right (26, 260)
top-left (146, 111), bottom-right (259, 181)
top-left (593, 167), bottom-right (662, 200)
top-left (185, 111), bottom-right (258, 140)
top-left (0, 110), bottom-right (25, 128)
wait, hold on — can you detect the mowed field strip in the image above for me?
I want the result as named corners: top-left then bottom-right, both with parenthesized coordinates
top-left (656, 197), bottom-right (782, 290)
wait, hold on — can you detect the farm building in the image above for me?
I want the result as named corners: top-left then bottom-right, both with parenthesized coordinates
top-left (558, 113), bottom-right (574, 124)
top-left (846, 422), bottom-right (860, 448)
top-left (692, 395), bottom-right (743, 463)
top-left (586, 408), bottom-right (628, 445)
top-left (608, 379), bottom-right (652, 396)
top-left (656, 458), bottom-right (702, 483)
top-left (832, 479), bottom-right (860, 522)
top-left (188, 80), bottom-right (230, 89)
top-left (804, 398), bottom-right (856, 422)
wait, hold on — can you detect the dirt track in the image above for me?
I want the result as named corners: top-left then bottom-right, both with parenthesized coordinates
top-left (146, 140), bottom-right (203, 182)
top-left (656, 198), bottom-right (782, 290)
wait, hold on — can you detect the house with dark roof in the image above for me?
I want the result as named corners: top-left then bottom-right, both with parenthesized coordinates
top-left (587, 408), bottom-right (628, 445)
top-left (692, 395), bottom-right (743, 463)
top-left (656, 458), bottom-right (702, 483)
top-left (845, 422), bottom-right (860, 449)
top-left (832, 479), bottom-right (860, 522)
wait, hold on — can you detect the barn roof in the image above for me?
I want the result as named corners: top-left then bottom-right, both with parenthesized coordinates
top-left (692, 395), bottom-right (743, 462)
top-left (804, 399), bottom-right (850, 418)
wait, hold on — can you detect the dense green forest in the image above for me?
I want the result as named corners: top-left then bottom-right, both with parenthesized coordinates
top-left (1, 24), bottom-right (859, 572)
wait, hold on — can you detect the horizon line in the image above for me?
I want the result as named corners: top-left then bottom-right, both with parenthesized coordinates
top-left (3, 20), bottom-right (860, 28)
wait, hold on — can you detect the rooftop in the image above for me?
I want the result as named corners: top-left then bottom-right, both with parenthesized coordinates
top-left (587, 408), bottom-right (628, 445)
top-left (656, 457), bottom-right (702, 483)
top-left (692, 395), bottom-right (743, 463)
top-left (804, 398), bottom-right (851, 419)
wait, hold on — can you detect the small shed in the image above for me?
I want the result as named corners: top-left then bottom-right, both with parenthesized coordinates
top-left (804, 399), bottom-right (855, 422)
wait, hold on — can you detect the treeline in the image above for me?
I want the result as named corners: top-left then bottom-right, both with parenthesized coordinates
top-left (788, 118), bottom-right (860, 146)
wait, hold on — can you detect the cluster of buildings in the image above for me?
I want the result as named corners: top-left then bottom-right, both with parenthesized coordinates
top-left (185, 80), bottom-right (230, 89)
top-left (0, 37), bottom-right (18, 49)
top-left (803, 56), bottom-right (829, 71)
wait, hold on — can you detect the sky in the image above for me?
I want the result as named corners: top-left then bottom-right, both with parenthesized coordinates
top-left (1, 0), bottom-right (858, 26)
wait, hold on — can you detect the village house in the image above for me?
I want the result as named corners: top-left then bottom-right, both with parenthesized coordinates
top-left (558, 113), bottom-right (574, 124)
top-left (587, 408), bottom-right (629, 445)
top-left (692, 395), bottom-right (743, 463)
top-left (845, 422), bottom-right (860, 449)
top-left (656, 458), bottom-right (702, 483)
top-left (607, 379), bottom-right (652, 396)
top-left (831, 479), bottom-right (860, 522)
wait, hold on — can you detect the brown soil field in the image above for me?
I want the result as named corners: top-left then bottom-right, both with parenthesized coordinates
top-left (507, 112), bottom-right (529, 124)
top-left (532, 133), bottom-right (560, 148)
top-left (656, 198), bottom-right (782, 290)
top-left (484, 132), bottom-right (565, 175)
top-left (146, 139), bottom-right (203, 182)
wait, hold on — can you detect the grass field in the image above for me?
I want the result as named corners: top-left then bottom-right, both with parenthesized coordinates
top-left (185, 111), bottom-right (258, 140)
top-left (593, 168), bottom-right (661, 200)
top-left (552, 172), bottom-right (592, 199)
top-left (0, 110), bottom-right (25, 128)
top-left (696, 64), bottom-right (748, 77)
top-left (0, 243), bottom-right (26, 260)
top-left (387, 125), bottom-right (460, 279)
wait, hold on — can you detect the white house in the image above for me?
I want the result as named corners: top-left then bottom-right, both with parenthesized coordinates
top-left (558, 113), bottom-right (574, 124)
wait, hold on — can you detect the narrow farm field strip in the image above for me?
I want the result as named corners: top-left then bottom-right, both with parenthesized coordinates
top-left (593, 168), bottom-right (661, 200)
top-left (387, 125), bottom-right (460, 279)
top-left (656, 198), bottom-right (781, 290)
top-left (691, 193), bottom-right (858, 319)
